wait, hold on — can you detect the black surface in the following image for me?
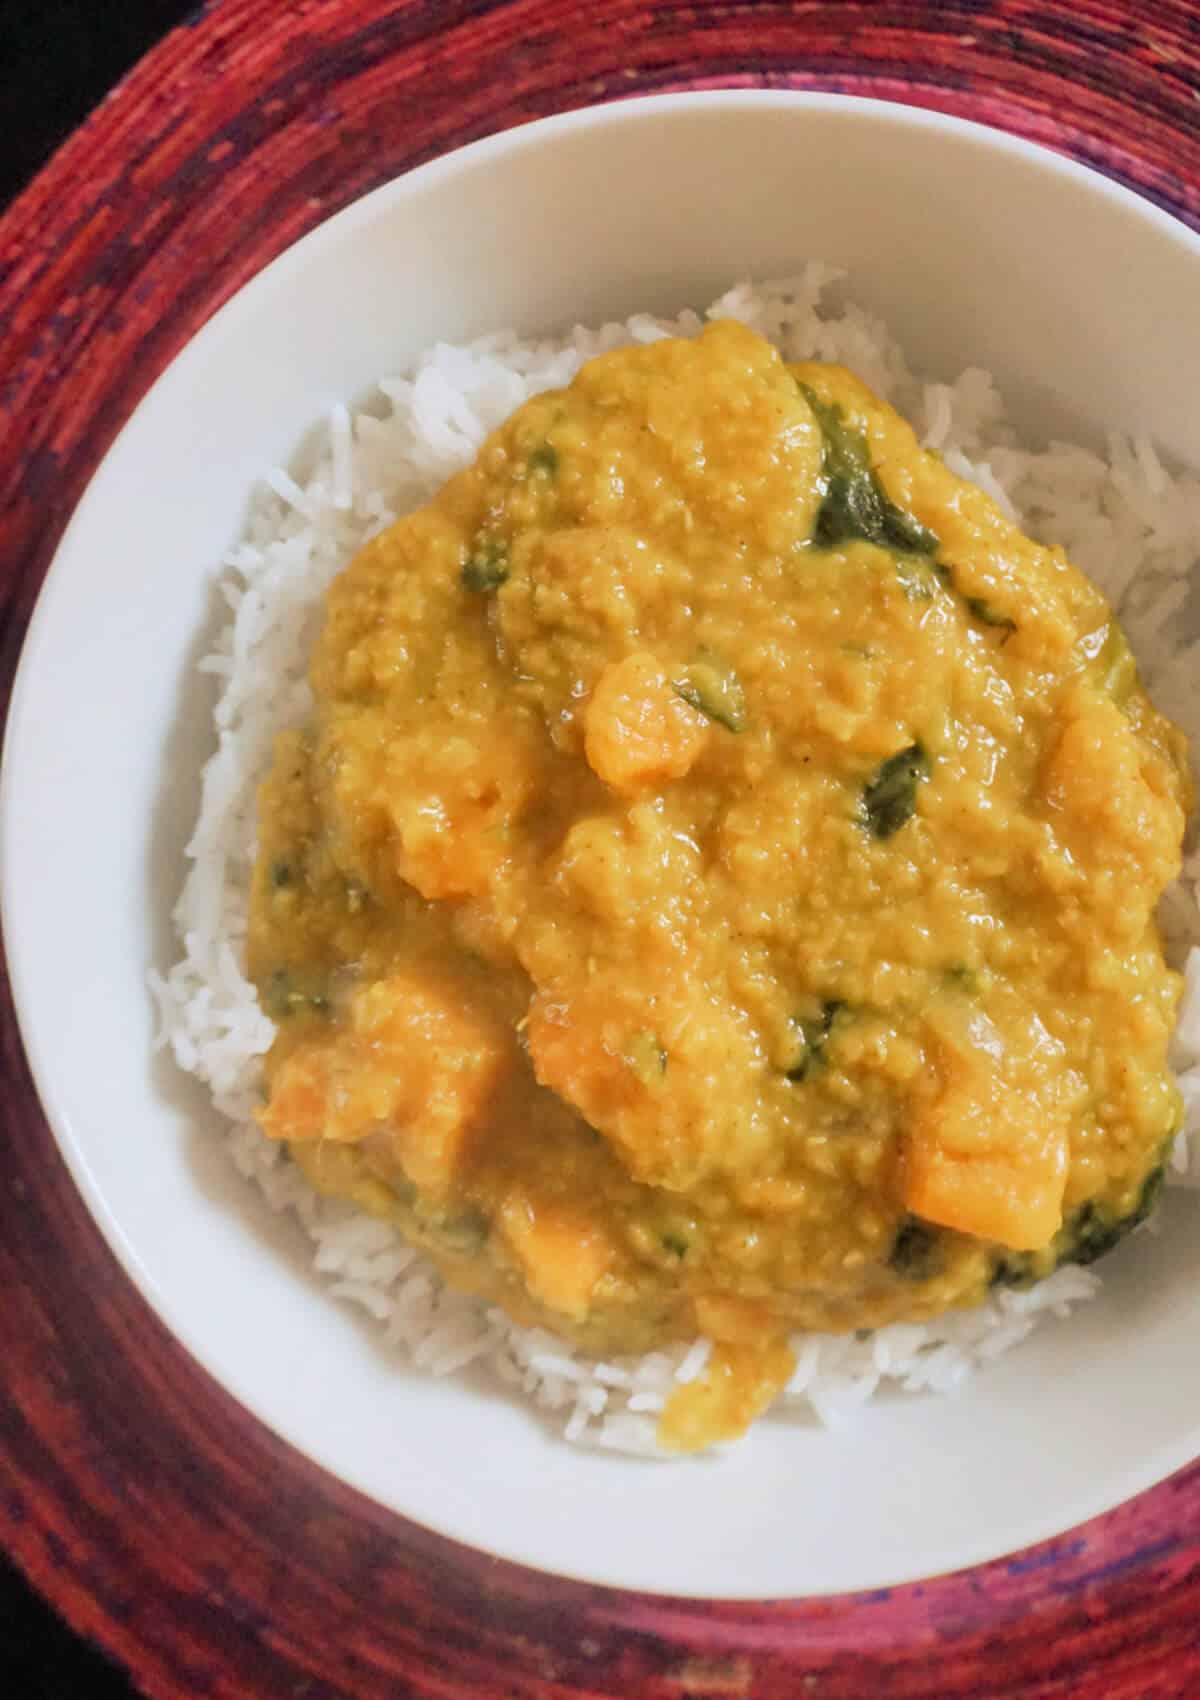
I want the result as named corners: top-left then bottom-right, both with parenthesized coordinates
top-left (2, 5), bottom-right (198, 1691)
top-left (0, 1552), bottom-right (137, 1698)
top-left (0, 0), bottom-right (194, 209)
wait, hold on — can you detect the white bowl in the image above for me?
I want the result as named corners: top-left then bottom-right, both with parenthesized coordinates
top-left (4, 91), bottom-right (1200, 1600)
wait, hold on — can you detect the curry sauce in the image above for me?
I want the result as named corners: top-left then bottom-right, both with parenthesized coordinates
top-left (247, 321), bottom-right (1191, 1445)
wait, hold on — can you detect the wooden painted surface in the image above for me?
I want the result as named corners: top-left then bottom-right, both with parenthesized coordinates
top-left (2, 2), bottom-right (1200, 1694)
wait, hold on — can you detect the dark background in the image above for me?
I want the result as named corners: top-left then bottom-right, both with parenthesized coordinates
top-left (0, 1), bottom-right (194, 209)
top-left (2, 6), bottom-right (195, 1693)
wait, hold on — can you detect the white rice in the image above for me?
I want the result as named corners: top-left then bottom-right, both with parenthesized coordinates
top-left (151, 268), bottom-right (1200, 1455)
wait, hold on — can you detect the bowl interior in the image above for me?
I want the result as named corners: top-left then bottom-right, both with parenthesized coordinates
top-left (5, 92), bottom-right (1200, 1599)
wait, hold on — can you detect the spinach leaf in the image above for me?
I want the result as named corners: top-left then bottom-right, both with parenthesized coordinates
top-left (964, 594), bottom-right (1016, 635)
top-left (626, 1030), bottom-right (668, 1086)
top-left (862, 744), bottom-right (929, 839)
top-left (432, 1209), bottom-right (490, 1255)
top-left (936, 561), bottom-right (1017, 633)
top-left (992, 1151), bottom-right (1168, 1288)
top-left (894, 555), bottom-right (948, 601)
top-left (784, 1000), bottom-right (845, 1082)
top-left (1093, 621), bottom-right (1138, 708)
top-left (675, 651), bottom-right (746, 733)
top-left (888, 1217), bottom-right (942, 1280)
top-left (527, 442), bottom-right (559, 478)
top-left (942, 963), bottom-right (980, 995)
top-left (262, 969), bottom-right (331, 1021)
top-left (801, 386), bottom-right (939, 557)
top-left (461, 539), bottom-right (510, 592)
top-left (1067, 1158), bottom-right (1167, 1267)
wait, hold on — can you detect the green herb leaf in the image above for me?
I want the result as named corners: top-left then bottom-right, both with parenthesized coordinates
top-left (992, 1150), bottom-right (1168, 1288)
top-left (942, 963), bottom-right (980, 995)
top-left (1066, 1159), bottom-right (1167, 1267)
top-left (262, 969), bottom-right (331, 1022)
top-left (527, 442), bottom-right (559, 478)
top-left (862, 743), bottom-right (929, 839)
top-left (626, 1030), bottom-right (668, 1086)
top-left (888, 1217), bottom-right (942, 1280)
top-left (964, 595), bottom-right (1016, 635)
top-left (784, 1000), bottom-right (846, 1082)
top-left (894, 555), bottom-right (947, 601)
top-left (800, 386), bottom-right (939, 557)
top-left (939, 562), bottom-right (1017, 634)
top-left (1092, 621), bottom-right (1138, 708)
top-left (461, 540), bottom-right (510, 592)
top-left (675, 650), bottom-right (746, 733)
top-left (433, 1209), bottom-right (490, 1255)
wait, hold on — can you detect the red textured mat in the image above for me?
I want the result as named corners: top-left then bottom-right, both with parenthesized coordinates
top-left (3, 5), bottom-right (1200, 1696)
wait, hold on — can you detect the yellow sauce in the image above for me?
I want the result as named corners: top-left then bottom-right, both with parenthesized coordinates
top-left (246, 320), bottom-right (1191, 1446)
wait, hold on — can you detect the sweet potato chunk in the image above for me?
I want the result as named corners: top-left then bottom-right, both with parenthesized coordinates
top-left (1041, 690), bottom-right (1182, 873)
top-left (904, 1063), bottom-right (1068, 1251)
top-left (383, 726), bottom-right (537, 901)
top-left (525, 993), bottom-right (644, 1127)
top-left (526, 983), bottom-right (763, 1191)
top-left (584, 651), bottom-right (708, 792)
top-left (497, 1195), bottom-right (614, 1320)
top-left (258, 974), bottom-right (509, 1197)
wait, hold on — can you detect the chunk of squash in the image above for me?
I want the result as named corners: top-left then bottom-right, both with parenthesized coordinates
top-left (527, 981), bottom-right (763, 1191)
top-left (584, 651), bottom-right (708, 792)
top-left (525, 992), bottom-right (644, 1126)
top-left (1041, 688), bottom-right (1181, 869)
top-left (258, 973), bottom-right (509, 1198)
top-left (496, 1195), bottom-right (614, 1320)
top-left (383, 725), bottom-right (536, 901)
top-left (904, 1062), bottom-right (1068, 1252)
